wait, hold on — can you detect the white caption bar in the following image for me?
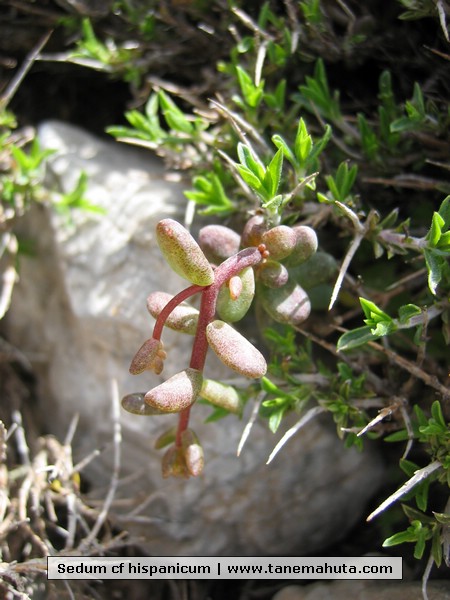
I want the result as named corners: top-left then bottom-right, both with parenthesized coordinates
top-left (48, 556), bottom-right (402, 580)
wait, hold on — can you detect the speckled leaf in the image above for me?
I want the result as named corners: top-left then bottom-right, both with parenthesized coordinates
top-left (156, 219), bottom-right (214, 286)
top-left (206, 320), bottom-right (267, 378)
top-left (260, 281), bottom-right (311, 325)
top-left (261, 225), bottom-right (296, 260)
top-left (257, 260), bottom-right (289, 288)
top-left (147, 291), bottom-right (199, 335)
top-left (200, 379), bottom-right (242, 414)
top-left (198, 224), bottom-right (241, 264)
top-left (122, 393), bottom-right (168, 416)
top-left (181, 429), bottom-right (204, 477)
top-left (145, 368), bottom-right (203, 413)
top-left (282, 225), bottom-right (318, 267)
top-left (129, 338), bottom-right (166, 375)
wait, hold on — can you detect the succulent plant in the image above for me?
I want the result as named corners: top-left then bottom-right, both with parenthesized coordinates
top-left (123, 215), bottom-right (318, 478)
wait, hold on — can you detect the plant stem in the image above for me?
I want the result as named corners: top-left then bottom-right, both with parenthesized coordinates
top-left (175, 247), bottom-right (266, 444)
top-left (152, 284), bottom-right (205, 340)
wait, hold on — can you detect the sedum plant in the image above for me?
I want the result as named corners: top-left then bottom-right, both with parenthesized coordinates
top-left (122, 216), bottom-right (318, 478)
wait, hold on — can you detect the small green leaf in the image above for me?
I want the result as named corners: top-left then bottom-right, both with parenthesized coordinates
top-left (423, 248), bottom-right (443, 295)
top-left (158, 91), bottom-right (194, 135)
top-left (272, 134), bottom-right (296, 166)
top-left (431, 400), bottom-right (446, 428)
top-left (336, 326), bottom-right (380, 351)
top-left (427, 212), bottom-right (444, 247)
top-left (359, 297), bottom-right (392, 322)
top-left (264, 148), bottom-right (284, 197)
top-left (398, 304), bottom-right (421, 324)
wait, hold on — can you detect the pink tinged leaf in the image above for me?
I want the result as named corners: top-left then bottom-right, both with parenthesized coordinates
top-left (129, 338), bottom-right (166, 375)
top-left (144, 368), bottom-right (203, 413)
top-left (216, 267), bottom-right (255, 323)
top-left (181, 429), bottom-right (204, 477)
top-left (121, 393), bottom-right (169, 416)
top-left (200, 379), bottom-right (242, 414)
top-left (206, 320), bottom-right (267, 378)
top-left (156, 219), bottom-right (214, 286)
top-left (147, 291), bottom-right (199, 335)
top-left (261, 225), bottom-right (297, 261)
top-left (260, 281), bottom-right (311, 325)
top-left (161, 445), bottom-right (190, 479)
top-left (241, 214), bottom-right (267, 247)
top-left (198, 224), bottom-right (241, 264)
top-left (257, 260), bottom-right (289, 288)
top-left (282, 225), bottom-right (318, 267)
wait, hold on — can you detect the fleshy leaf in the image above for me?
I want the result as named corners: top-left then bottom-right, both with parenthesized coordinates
top-left (241, 214), bottom-right (267, 247)
top-left (156, 219), bottom-right (214, 286)
top-left (282, 225), bottom-right (318, 267)
top-left (257, 260), bottom-right (289, 288)
top-left (161, 445), bottom-right (190, 479)
top-left (121, 393), bottom-right (168, 416)
top-left (181, 429), bottom-right (204, 477)
top-left (288, 251), bottom-right (337, 289)
top-left (145, 368), bottom-right (203, 413)
top-left (206, 320), bottom-right (267, 378)
top-left (260, 281), bottom-right (311, 325)
top-left (216, 267), bottom-right (255, 322)
top-left (154, 426), bottom-right (177, 449)
top-left (200, 379), bottom-right (242, 414)
top-left (198, 224), bottom-right (241, 264)
top-left (261, 225), bottom-right (297, 260)
top-left (147, 291), bottom-right (199, 335)
top-left (129, 338), bottom-right (166, 375)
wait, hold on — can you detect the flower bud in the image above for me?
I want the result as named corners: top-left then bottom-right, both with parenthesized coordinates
top-left (282, 225), bottom-right (318, 267)
top-left (261, 225), bottom-right (297, 261)
top-left (156, 219), bottom-right (214, 286)
top-left (241, 214), bottom-right (267, 247)
top-left (122, 393), bottom-right (168, 416)
top-left (129, 338), bottom-right (166, 375)
top-left (145, 368), bottom-right (203, 413)
top-left (198, 224), bottom-right (241, 264)
top-left (181, 429), bottom-right (204, 477)
top-left (257, 260), bottom-right (289, 288)
top-left (216, 267), bottom-right (255, 323)
top-left (147, 291), bottom-right (199, 335)
top-left (206, 320), bottom-right (267, 378)
top-left (161, 445), bottom-right (190, 479)
top-left (200, 379), bottom-right (242, 414)
top-left (260, 281), bottom-right (311, 325)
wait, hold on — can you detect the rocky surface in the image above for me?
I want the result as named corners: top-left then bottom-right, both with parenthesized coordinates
top-left (5, 121), bottom-right (385, 555)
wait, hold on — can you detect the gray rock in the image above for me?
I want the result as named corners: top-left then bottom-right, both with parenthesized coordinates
top-left (5, 121), bottom-right (385, 555)
top-left (272, 581), bottom-right (450, 600)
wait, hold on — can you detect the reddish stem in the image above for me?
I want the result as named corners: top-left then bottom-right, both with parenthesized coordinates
top-left (152, 284), bottom-right (205, 340)
top-left (175, 247), bottom-right (265, 445)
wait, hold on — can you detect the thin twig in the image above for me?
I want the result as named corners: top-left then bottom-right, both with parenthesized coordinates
top-left (266, 406), bottom-right (326, 464)
top-left (237, 393), bottom-right (264, 456)
top-left (366, 460), bottom-right (442, 521)
top-left (0, 30), bottom-right (53, 109)
top-left (366, 340), bottom-right (450, 400)
top-left (328, 203), bottom-right (371, 310)
top-left (79, 378), bottom-right (121, 551)
top-left (11, 411), bottom-right (30, 467)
